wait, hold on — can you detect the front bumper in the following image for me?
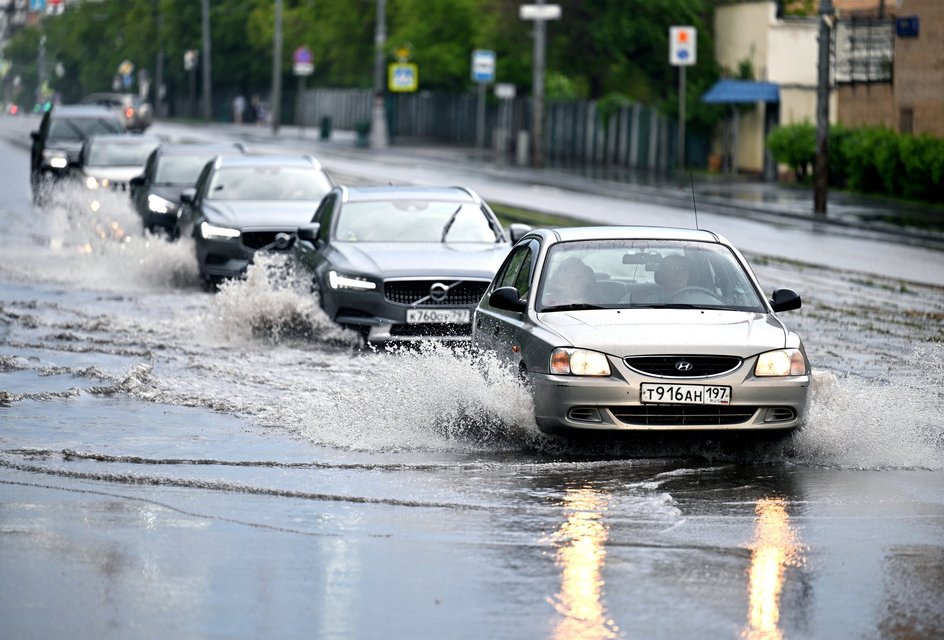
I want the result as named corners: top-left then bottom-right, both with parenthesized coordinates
top-left (530, 364), bottom-right (810, 434)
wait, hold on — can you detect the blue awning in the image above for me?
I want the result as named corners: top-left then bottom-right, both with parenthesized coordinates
top-left (702, 79), bottom-right (780, 104)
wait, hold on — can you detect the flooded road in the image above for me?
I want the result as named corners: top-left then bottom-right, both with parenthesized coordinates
top-left (1, 117), bottom-right (943, 639)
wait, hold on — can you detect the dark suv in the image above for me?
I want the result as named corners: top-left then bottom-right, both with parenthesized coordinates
top-left (30, 104), bottom-right (125, 203)
top-left (129, 141), bottom-right (248, 238)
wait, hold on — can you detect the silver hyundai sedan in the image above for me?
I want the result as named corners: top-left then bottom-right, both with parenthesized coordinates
top-left (472, 226), bottom-right (811, 435)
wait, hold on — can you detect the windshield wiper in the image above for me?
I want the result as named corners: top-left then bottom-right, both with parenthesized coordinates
top-left (540, 303), bottom-right (607, 312)
top-left (440, 206), bottom-right (462, 242)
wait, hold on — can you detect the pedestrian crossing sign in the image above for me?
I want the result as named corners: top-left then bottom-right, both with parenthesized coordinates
top-left (388, 63), bottom-right (418, 92)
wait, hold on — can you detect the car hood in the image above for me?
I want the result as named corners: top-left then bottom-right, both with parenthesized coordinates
top-left (331, 242), bottom-right (510, 279)
top-left (537, 309), bottom-right (789, 357)
top-left (149, 184), bottom-right (188, 203)
top-left (46, 140), bottom-right (85, 160)
top-left (203, 201), bottom-right (319, 229)
top-left (82, 166), bottom-right (144, 182)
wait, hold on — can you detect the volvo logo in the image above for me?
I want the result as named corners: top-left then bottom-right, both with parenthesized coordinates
top-left (429, 282), bottom-right (450, 302)
top-left (675, 360), bottom-right (693, 372)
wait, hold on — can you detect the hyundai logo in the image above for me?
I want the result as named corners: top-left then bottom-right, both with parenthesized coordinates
top-left (675, 360), bottom-right (693, 372)
top-left (429, 282), bottom-right (450, 302)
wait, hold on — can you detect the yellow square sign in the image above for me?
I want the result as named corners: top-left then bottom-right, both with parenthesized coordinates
top-left (388, 63), bottom-right (418, 92)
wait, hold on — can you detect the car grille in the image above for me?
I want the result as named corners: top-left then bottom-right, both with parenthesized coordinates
top-left (612, 405), bottom-right (758, 426)
top-left (241, 231), bottom-right (294, 251)
top-left (384, 280), bottom-right (489, 307)
top-left (389, 323), bottom-right (472, 338)
top-left (624, 355), bottom-right (742, 378)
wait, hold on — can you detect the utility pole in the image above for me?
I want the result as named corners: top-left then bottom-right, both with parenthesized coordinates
top-left (154, 0), bottom-right (164, 118)
top-left (520, 2), bottom-right (561, 168)
top-left (371, 0), bottom-right (389, 149)
top-left (201, 0), bottom-right (212, 121)
top-left (271, 0), bottom-right (283, 133)
top-left (813, 0), bottom-right (834, 216)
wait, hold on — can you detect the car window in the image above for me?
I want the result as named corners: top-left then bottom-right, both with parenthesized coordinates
top-left (206, 166), bottom-right (332, 201)
top-left (49, 116), bottom-right (123, 142)
top-left (86, 140), bottom-right (159, 167)
top-left (537, 239), bottom-right (766, 311)
top-left (155, 155), bottom-right (221, 185)
top-left (313, 194), bottom-right (336, 241)
top-left (333, 201), bottom-right (499, 242)
top-left (494, 243), bottom-right (535, 298)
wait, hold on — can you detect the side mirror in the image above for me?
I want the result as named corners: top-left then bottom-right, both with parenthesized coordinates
top-left (488, 286), bottom-right (526, 312)
top-left (180, 188), bottom-right (197, 206)
top-left (297, 222), bottom-right (321, 243)
top-left (508, 223), bottom-right (531, 243)
top-left (129, 175), bottom-right (145, 188)
top-left (30, 131), bottom-right (39, 142)
top-left (770, 288), bottom-right (801, 312)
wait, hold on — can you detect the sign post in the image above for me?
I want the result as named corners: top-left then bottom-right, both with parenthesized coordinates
top-left (669, 26), bottom-right (696, 172)
top-left (520, 3), bottom-right (561, 168)
top-left (471, 49), bottom-right (495, 150)
top-left (293, 46), bottom-right (314, 136)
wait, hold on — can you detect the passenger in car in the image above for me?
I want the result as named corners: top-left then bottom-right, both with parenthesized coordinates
top-left (541, 256), bottom-right (597, 307)
top-left (621, 254), bottom-right (692, 304)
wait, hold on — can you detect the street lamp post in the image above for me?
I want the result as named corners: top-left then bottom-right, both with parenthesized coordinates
top-left (271, 0), bottom-right (283, 133)
top-left (201, 0), bottom-right (212, 122)
top-left (520, 2), bottom-right (561, 168)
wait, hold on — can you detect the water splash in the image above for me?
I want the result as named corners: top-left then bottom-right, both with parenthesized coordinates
top-left (208, 254), bottom-right (362, 346)
top-left (2, 183), bottom-right (199, 290)
top-left (793, 342), bottom-right (944, 469)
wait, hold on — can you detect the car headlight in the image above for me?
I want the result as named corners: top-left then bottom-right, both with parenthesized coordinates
top-left (85, 176), bottom-right (100, 190)
top-left (754, 349), bottom-right (807, 376)
top-left (549, 348), bottom-right (611, 376)
top-left (199, 221), bottom-right (241, 240)
top-left (327, 270), bottom-right (377, 291)
top-left (147, 194), bottom-right (177, 214)
top-left (42, 150), bottom-right (68, 169)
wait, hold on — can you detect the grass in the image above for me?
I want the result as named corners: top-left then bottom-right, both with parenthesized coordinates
top-left (491, 203), bottom-right (583, 230)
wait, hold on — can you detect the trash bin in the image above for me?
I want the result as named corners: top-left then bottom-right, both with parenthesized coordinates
top-left (355, 120), bottom-right (370, 148)
top-left (320, 116), bottom-right (332, 140)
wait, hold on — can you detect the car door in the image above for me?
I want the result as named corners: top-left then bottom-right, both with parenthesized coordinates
top-left (474, 238), bottom-right (539, 360)
top-left (293, 192), bottom-right (337, 288)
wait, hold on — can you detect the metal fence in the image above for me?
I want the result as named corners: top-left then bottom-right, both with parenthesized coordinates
top-left (247, 87), bottom-right (702, 171)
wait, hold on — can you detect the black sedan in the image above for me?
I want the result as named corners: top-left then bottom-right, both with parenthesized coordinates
top-left (130, 141), bottom-right (248, 237)
top-left (29, 104), bottom-right (125, 203)
top-left (292, 185), bottom-right (529, 343)
top-left (178, 154), bottom-right (333, 288)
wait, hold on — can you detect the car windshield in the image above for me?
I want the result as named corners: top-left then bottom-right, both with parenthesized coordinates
top-left (86, 140), bottom-right (159, 167)
top-left (537, 239), bottom-right (766, 312)
top-left (206, 166), bottom-right (332, 201)
top-left (48, 116), bottom-right (123, 142)
top-left (155, 154), bottom-right (220, 185)
top-left (333, 200), bottom-right (499, 242)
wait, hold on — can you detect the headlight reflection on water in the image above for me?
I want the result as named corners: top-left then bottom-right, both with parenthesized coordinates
top-left (743, 498), bottom-right (805, 640)
top-left (548, 487), bottom-right (619, 640)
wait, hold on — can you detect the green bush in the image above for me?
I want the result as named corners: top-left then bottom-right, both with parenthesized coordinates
top-left (768, 122), bottom-right (944, 203)
top-left (767, 122), bottom-right (816, 182)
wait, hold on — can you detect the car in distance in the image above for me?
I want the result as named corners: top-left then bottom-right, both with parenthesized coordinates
top-left (130, 141), bottom-right (248, 237)
top-left (30, 104), bottom-right (126, 202)
top-left (292, 185), bottom-right (530, 343)
top-left (71, 133), bottom-right (163, 202)
top-left (80, 92), bottom-right (153, 132)
top-left (177, 154), bottom-right (333, 288)
top-left (472, 226), bottom-right (811, 435)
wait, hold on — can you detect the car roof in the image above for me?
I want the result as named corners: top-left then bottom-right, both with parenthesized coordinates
top-left (533, 225), bottom-right (728, 245)
top-left (211, 154), bottom-right (324, 170)
top-left (338, 184), bottom-right (482, 204)
top-left (157, 142), bottom-right (247, 156)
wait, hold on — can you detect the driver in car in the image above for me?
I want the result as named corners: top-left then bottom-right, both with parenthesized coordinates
top-left (654, 254), bottom-right (691, 299)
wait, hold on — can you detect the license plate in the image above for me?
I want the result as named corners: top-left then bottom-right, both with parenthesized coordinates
top-left (406, 308), bottom-right (470, 324)
top-left (640, 383), bottom-right (730, 405)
